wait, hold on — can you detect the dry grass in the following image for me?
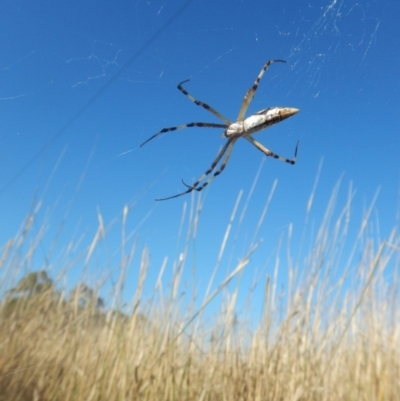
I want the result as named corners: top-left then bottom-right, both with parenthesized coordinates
top-left (0, 184), bottom-right (399, 401)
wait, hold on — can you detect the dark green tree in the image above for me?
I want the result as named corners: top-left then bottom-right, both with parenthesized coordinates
top-left (8, 271), bottom-right (53, 298)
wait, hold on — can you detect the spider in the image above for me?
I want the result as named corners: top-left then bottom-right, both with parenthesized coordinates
top-left (141, 59), bottom-right (299, 201)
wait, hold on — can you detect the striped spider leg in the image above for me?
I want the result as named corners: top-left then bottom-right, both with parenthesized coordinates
top-left (140, 59), bottom-right (299, 201)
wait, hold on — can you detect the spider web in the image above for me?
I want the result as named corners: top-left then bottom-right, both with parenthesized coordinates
top-left (283, 0), bottom-right (382, 98)
top-left (0, 0), bottom-right (381, 150)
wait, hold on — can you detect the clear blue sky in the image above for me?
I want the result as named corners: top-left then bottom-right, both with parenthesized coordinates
top-left (1, 0), bottom-right (399, 315)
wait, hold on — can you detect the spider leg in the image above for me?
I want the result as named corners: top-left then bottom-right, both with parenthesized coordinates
top-left (155, 139), bottom-right (235, 201)
top-left (245, 134), bottom-right (298, 165)
top-left (140, 122), bottom-right (228, 147)
top-left (237, 60), bottom-right (286, 122)
top-left (182, 138), bottom-right (236, 193)
top-left (178, 80), bottom-right (232, 125)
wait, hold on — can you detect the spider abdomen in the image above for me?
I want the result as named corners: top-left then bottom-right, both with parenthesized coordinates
top-left (224, 107), bottom-right (299, 138)
top-left (245, 107), bottom-right (299, 135)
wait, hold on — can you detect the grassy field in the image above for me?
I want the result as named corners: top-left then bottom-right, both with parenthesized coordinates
top-left (1, 187), bottom-right (399, 401)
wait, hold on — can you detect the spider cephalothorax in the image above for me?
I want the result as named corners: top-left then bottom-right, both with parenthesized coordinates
top-left (141, 59), bottom-right (299, 201)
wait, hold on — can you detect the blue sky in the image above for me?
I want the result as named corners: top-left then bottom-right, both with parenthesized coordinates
top-left (1, 0), bottom-right (399, 315)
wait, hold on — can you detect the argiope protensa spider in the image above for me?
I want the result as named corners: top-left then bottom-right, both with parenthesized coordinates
top-left (141, 59), bottom-right (299, 201)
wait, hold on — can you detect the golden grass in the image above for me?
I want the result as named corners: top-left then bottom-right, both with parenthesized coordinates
top-left (0, 183), bottom-right (399, 401)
